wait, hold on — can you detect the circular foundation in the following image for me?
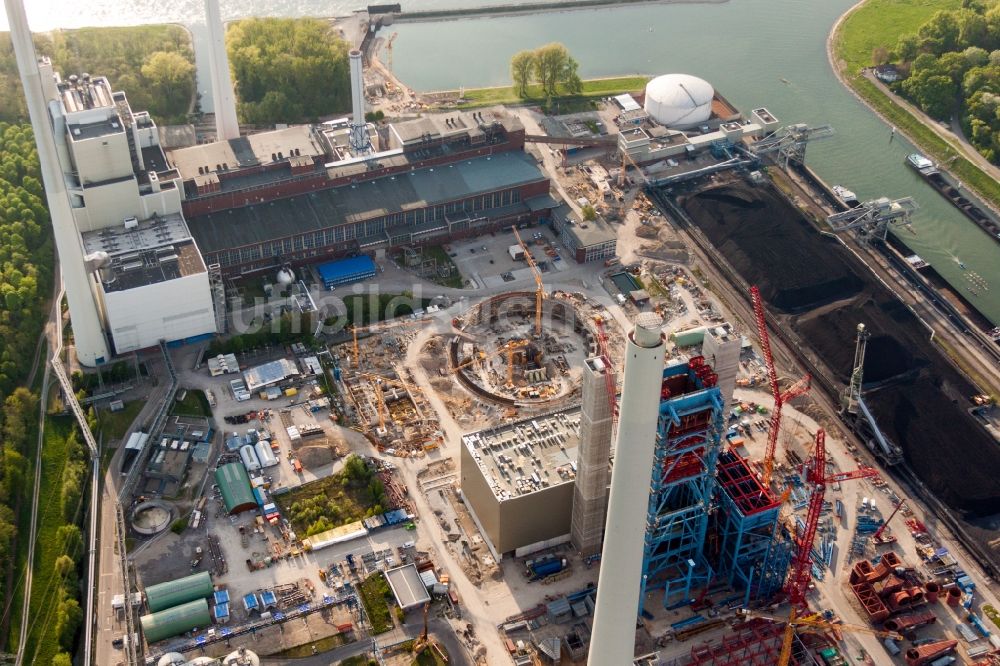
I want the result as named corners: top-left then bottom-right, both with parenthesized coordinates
top-left (447, 291), bottom-right (604, 406)
top-left (131, 500), bottom-right (175, 536)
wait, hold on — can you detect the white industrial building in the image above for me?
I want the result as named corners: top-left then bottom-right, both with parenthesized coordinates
top-left (33, 57), bottom-right (218, 359)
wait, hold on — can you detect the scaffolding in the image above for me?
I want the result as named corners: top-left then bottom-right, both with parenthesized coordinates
top-left (642, 356), bottom-right (723, 608)
top-left (713, 450), bottom-right (792, 606)
top-left (685, 618), bottom-right (821, 666)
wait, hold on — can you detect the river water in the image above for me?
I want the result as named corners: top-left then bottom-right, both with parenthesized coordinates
top-left (8, 0), bottom-right (1000, 324)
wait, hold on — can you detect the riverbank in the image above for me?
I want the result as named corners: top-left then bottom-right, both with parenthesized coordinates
top-left (424, 75), bottom-right (650, 110)
top-left (828, 1), bottom-right (1000, 214)
top-left (395, 0), bottom-right (726, 22)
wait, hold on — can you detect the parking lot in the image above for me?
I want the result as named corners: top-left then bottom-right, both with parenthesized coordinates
top-left (441, 226), bottom-right (571, 289)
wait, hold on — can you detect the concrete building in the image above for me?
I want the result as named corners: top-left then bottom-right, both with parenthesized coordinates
top-left (570, 357), bottom-right (615, 557)
top-left (701, 325), bottom-right (741, 408)
top-left (552, 206), bottom-right (617, 263)
top-left (460, 407), bottom-right (582, 560)
top-left (590, 313), bottom-right (665, 666)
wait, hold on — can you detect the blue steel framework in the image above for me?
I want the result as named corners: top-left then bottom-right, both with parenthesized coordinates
top-left (713, 449), bottom-right (792, 607)
top-left (641, 357), bottom-right (724, 609)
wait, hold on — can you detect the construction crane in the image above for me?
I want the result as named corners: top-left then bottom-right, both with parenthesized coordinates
top-left (512, 226), bottom-right (544, 336)
top-left (872, 498), bottom-right (906, 545)
top-left (786, 429), bottom-right (879, 609)
top-left (737, 607), bottom-right (903, 666)
top-left (618, 149), bottom-right (651, 188)
top-left (750, 285), bottom-right (811, 488)
top-left (351, 324), bottom-right (360, 368)
top-left (358, 372), bottom-right (389, 431)
top-left (450, 339), bottom-right (529, 376)
top-left (384, 31), bottom-right (398, 72)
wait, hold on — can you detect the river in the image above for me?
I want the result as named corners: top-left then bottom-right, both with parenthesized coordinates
top-left (6, 0), bottom-right (1000, 325)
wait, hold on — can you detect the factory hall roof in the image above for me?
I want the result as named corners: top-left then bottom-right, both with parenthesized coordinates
top-left (462, 406), bottom-right (582, 501)
top-left (187, 150), bottom-right (546, 254)
top-left (242, 358), bottom-right (300, 392)
top-left (167, 125), bottom-right (324, 179)
top-left (384, 564), bottom-right (432, 610)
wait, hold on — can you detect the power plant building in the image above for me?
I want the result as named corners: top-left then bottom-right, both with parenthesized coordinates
top-left (460, 407), bottom-right (582, 560)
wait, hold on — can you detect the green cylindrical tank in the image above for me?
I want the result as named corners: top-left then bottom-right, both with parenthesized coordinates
top-left (669, 326), bottom-right (707, 348)
top-left (140, 598), bottom-right (211, 643)
top-left (145, 570), bottom-right (213, 612)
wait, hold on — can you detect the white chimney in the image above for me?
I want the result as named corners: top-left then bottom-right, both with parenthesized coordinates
top-left (588, 312), bottom-right (664, 665)
top-left (204, 0), bottom-right (240, 140)
top-left (348, 49), bottom-right (370, 153)
top-left (4, 0), bottom-right (110, 366)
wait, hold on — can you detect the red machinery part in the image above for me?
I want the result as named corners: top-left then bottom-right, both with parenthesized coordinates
top-left (904, 639), bottom-right (958, 666)
top-left (884, 611), bottom-right (937, 633)
top-left (924, 581), bottom-right (940, 603)
top-left (947, 587), bottom-right (963, 607)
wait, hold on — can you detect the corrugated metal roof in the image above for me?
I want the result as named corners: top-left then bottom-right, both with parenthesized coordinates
top-left (187, 151), bottom-right (546, 254)
top-left (214, 463), bottom-right (256, 514)
top-left (140, 598), bottom-right (211, 643)
top-left (316, 256), bottom-right (377, 285)
top-left (145, 571), bottom-right (213, 613)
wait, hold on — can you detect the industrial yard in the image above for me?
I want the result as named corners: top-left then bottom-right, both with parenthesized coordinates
top-left (9, 1), bottom-right (999, 662)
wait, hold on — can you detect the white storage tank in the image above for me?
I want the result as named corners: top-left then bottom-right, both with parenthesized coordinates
top-left (254, 441), bottom-right (278, 468)
top-left (643, 73), bottom-right (714, 128)
top-left (240, 444), bottom-right (261, 473)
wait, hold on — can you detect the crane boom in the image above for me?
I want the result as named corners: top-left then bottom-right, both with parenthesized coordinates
top-left (512, 226), bottom-right (544, 336)
top-left (785, 429), bottom-right (878, 609)
top-left (750, 285), bottom-right (810, 487)
top-left (873, 498), bottom-right (906, 544)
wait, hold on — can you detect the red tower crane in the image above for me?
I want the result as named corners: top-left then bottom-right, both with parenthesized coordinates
top-left (750, 285), bottom-right (812, 487)
top-left (593, 316), bottom-right (618, 432)
top-left (785, 429), bottom-right (879, 608)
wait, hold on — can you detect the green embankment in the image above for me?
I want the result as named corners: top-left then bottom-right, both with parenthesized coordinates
top-left (441, 75), bottom-right (650, 110)
top-left (21, 415), bottom-right (81, 665)
top-left (832, 0), bottom-right (1000, 209)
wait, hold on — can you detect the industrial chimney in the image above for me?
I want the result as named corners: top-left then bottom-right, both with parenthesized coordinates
top-left (4, 0), bottom-right (110, 366)
top-left (348, 49), bottom-right (371, 153)
top-left (204, 0), bottom-right (240, 140)
top-left (588, 312), bottom-right (665, 665)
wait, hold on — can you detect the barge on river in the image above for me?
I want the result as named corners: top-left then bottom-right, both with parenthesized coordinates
top-left (905, 153), bottom-right (1000, 244)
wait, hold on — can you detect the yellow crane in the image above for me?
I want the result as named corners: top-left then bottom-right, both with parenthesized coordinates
top-left (385, 31), bottom-right (398, 72)
top-left (736, 608), bottom-right (903, 666)
top-left (351, 324), bottom-right (360, 368)
top-left (450, 339), bottom-right (529, 381)
top-left (618, 148), bottom-right (651, 188)
top-left (511, 226), bottom-right (544, 336)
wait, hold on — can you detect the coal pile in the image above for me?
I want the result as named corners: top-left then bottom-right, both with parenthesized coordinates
top-left (682, 182), bottom-right (1000, 517)
top-left (684, 186), bottom-right (864, 313)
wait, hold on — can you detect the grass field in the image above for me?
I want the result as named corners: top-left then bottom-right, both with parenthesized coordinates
top-left (172, 388), bottom-right (212, 418)
top-left (358, 572), bottom-right (393, 634)
top-left (273, 633), bottom-right (347, 657)
top-left (95, 399), bottom-right (144, 442)
top-left (833, 0), bottom-right (1000, 210)
top-left (835, 0), bottom-right (963, 72)
top-left (445, 75), bottom-right (650, 110)
top-left (20, 415), bottom-right (78, 665)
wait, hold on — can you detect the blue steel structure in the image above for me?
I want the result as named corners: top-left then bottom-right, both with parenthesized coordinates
top-left (639, 356), bottom-right (790, 610)
top-left (642, 356), bottom-right (724, 609)
top-left (713, 449), bottom-right (792, 607)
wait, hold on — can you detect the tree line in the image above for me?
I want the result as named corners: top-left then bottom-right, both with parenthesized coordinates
top-left (509, 43), bottom-right (583, 99)
top-left (226, 18), bottom-right (352, 125)
top-left (873, 1), bottom-right (1000, 163)
top-left (0, 26), bottom-right (196, 125)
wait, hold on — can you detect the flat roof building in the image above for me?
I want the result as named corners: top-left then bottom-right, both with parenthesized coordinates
top-left (384, 564), bottom-right (432, 610)
top-left (316, 256), bottom-right (377, 289)
top-left (215, 462), bottom-right (256, 514)
top-left (552, 205), bottom-right (617, 263)
top-left (460, 407), bottom-right (582, 560)
top-left (242, 358), bottom-right (300, 393)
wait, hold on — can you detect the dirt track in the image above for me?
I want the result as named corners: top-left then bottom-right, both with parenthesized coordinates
top-left (682, 182), bottom-right (1000, 517)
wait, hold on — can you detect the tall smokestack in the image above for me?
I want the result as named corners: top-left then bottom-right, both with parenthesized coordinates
top-left (589, 312), bottom-right (664, 665)
top-left (204, 0), bottom-right (240, 140)
top-left (4, 0), bottom-right (110, 366)
top-left (348, 49), bottom-right (370, 153)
